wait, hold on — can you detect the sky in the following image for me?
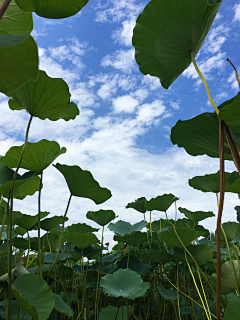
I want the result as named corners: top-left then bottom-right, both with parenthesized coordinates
top-left (0, 0), bottom-right (240, 245)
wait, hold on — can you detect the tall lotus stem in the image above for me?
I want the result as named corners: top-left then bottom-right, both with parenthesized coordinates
top-left (37, 172), bottom-right (43, 277)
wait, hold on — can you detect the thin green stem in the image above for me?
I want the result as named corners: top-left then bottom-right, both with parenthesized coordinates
top-left (8, 114), bottom-right (33, 320)
top-left (190, 54), bottom-right (219, 115)
top-left (37, 172), bottom-right (43, 277)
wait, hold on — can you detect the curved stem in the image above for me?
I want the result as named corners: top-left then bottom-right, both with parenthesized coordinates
top-left (47, 193), bottom-right (72, 279)
top-left (216, 120), bottom-right (225, 320)
top-left (8, 115), bottom-right (33, 320)
top-left (0, 0), bottom-right (12, 20)
top-left (190, 54), bottom-right (219, 115)
top-left (37, 172), bottom-right (43, 277)
top-left (227, 58), bottom-right (240, 90)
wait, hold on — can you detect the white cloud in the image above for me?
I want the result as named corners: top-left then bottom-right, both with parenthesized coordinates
top-left (227, 70), bottom-right (240, 91)
top-left (136, 100), bottom-right (165, 124)
top-left (233, 3), bottom-right (240, 22)
top-left (112, 20), bottom-right (136, 46)
top-left (71, 82), bottom-right (98, 108)
top-left (97, 78), bottom-right (118, 100)
top-left (132, 89), bottom-right (149, 102)
top-left (101, 49), bottom-right (135, 73)
top-left (170, 101), bottom-right (180, 110)
top-left (203, 25), bottom-right (229, 54)
top-left (112, 95), bottom-right (139, 113)
top-left (215, 92), bottom-right (228, 101)
top-left (141, 74), bottom-right (162, 90)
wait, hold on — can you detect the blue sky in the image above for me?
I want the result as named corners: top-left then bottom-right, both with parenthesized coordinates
top-left (0, 0), bottom-right (240, 243)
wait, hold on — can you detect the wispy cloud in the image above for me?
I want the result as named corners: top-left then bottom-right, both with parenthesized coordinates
top-left (233, 3), bottom-right (240, 23)
top-left (112, 20), bottom-right (136, 46)
top-left (112, 95), bottom-right (139, 113)
top-left (101, 49), bottom-right (135, 73)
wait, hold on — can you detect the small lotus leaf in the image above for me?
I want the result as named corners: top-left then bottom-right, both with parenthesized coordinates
top-left (118, 255), bottom-right (153, 276)
top-left (30, 232), bottom-right (62, 252)
top-left (16, 0), bottom-right (89, 19)
top-left (12, 274), bottom-right (55, 320)
top-left (0, 140), bottom-right (66, 172)
top-left (108, 220), bottom-right (147, 236)
top-left (100, 268), bottom-right (150, 299)
top-left (157, 285), bottom-right (178, 301)
top-left (14, 212), bottom-right (49, 230)
top-left (189, 171), bottom-right (240, 193)
top-left (53, 293), bottom-right (73, 317)
top-left (158, 227), bottom-right (204, 249)
top-left (53, 163), bottom-right (112, 204)
top-left (150, 218), bottom-right (188, 232)
top-left (126, 197), bottom-right (147, 213)
top-left (99, 305), bottom-right (132, 320)
top-left (40, 216), bottom-right (68, 231)
top-left (8, 70), bottom-right (79, 121)
top-left (44, 252), bottom-right (72, 264)
top-left (70, 223), bottom-right (98, 234)
top-left (65, 232), bottom-right (99, 250)
top-left (210, 260), bottom-right (240, 295)
top-left (86, 209), bottom-right (116, 227)
top-left (145, 194), bottom-right (179, 212)
top-left (178, 207), bottom-right (215, 224)
top-left (0, 35), bottom-right (38, 94)
top-left (132, 0), bottom-right (222, 89)
top-left (114, 231), bottom-right (147, 246)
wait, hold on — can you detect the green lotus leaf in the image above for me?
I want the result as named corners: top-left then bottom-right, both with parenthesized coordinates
top-left (8, 70), bottom-right (79, 121)
top-left (53, 163), bottom-right (112, 204)
top-left (14, 226), bottom-right (27, 236)
top-left (0, 0), bottom-right (32, 35)
top-left (114, 231), bottom-right (147, 247)
top-left (174, 243), bottom-right (212, 265)
top-left (12, 274), bottom-right (55, 320)
top-left (235, 206), bottom-right (240, 223)
top-left (40, 216), bottom-right (68, 231)
top-left (144, 194), bottom-right (179, 212)
top-left (0, 35), bottom-right (38, 94)
top-left (12, 237), bottom-right (29, 250)
top-left (53, 293), bottom-right (73, 317)
top-left (101, 252), bottom-right (123, 266)
top-left (16, 0), bottom-right (89, 19)
top-left (194, 225), bottom-right (210, 238)
top-left (14, 212), bottom-right (49, 230)
top-left (178, 207), bottom-right (215, 224)
top-left (99, 305), bottom-right (132, 320)
top-left (222, 296), bottom-right (240, 320)
top-left (31, 232), bottom-right (62, 252)
top-left (69, 223), bottom-right (99, 234)
top-left (74, 244), bottom-right (103, 259)
top-left (189, 171), bottom-right (240, 193)
top-left (150, 248), bottom-right (173, 265)
top-left (118, 255), bottom-right (152, 276)
top-left (0, 264), bottom-right (29, 284)
top-left (108, 220), bottom-right (147, 236)
top-left (150, 218), bottom-right (188, 232)
top-left (65, 232), bottom-right (99, 250)
top-left (157, 285), bottom-right (178, 301)
top-left (132, 0), bottom-right (222, 89)
top-left (210, 260), bottom-right (240, 295)
top-left (0, 140), bottom-right (66, 172)
top-left (158, 227), bottom-right (204, 249)
top-left (217, 222), bottom-right (240, 248)
top-left (0, 163), bottom-right (21, 187)
top-left (126, 197), bottom-right (147, 213)
top-left (219, 93), bottom-right (240, 127)
top-left (100, 268), bottom-right (150, 299)
top-left (0, 175), bottom-right (41, 200)
top-left (0, 210), bottom-right (22, 225)
top-left (44, 252), bottom-right (72, 264)
top-left (86, 209), bottom-right (116, 227)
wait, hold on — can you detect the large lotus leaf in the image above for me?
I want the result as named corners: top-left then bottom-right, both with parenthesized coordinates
top-left (0, 35), bottom-right (38, 94)
top-left (44, 252), bottom-right (72, 264)
top-left (126, 197), bottom-right (147, 213)
top-left (219, 93), bottom-right (240, 127)
top-left (118, 255), bottom-right (153, 276)
top-left (223, 296), bottom-right (240, 320)
top-left (108, 220), bottom-right (147, 236)
top-left (70, 223), bottom-right (98, 234)
top-left (12, 274), bottom-right (55, 320)
top-left (16, 0), bottom-right (89, 19)
top-left (174, 244), bottom-right (212, 265)
top-left (217, 222), bottom-right (240, 248)
top-left (65, 232), bottom-right (99, 250)
top-left (53, 163), bottom-right (112, 204)
top-left (100, 268), bottom-right (150, 299)
top-left (114, 231), bottom-right (147, 246)
top-left (99, 305), bottom-right (132, 320)
top-left (158, 227), bottom-right (204, 249)
top-left (53, 293), bottom-right (73, 318)
top-left (0, 175), bottom-right (41, 200)
top-left (0, 163), bottom-right (20, 187)
top-left (0, 140), bottom-right (66, 172)
top-left (178, 207), bottom-right (215, 224)
top-left (8, 70), bottom-right (79, 121)
top-left (144, 194), bottom-right (179, 212)
top-left (210, 260), bottom-right (240, 295)
top-left (86, 209), bottom-right (116, 227)
top-left (150, 218), bottom-right (188, 232)
top-left (0, 300), bottom-right (31, 320)
top-left (14, 212), bottom-right (49, 230)
top-left (132, 0), bottom-right (222, 89)
top-left (14, 226), bottom-right (27, 236)
top-left (30, 232), bottom-right (62, 252)
top-left (40, 216), bottom-right (68, 231)
top-left (0, 0), bottom-right (32, 35)
top-left (189, 171), bottom-right (240, 193)
top-left (12, 237), bottom-right (29, 250)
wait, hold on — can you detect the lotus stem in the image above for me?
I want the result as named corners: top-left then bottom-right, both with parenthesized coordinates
top-left (0, 0), bottom-right (12, 20)
top-left (37, 172), bottom-right (43, 277)
top-left (190, 53), bottom-right (219, 115)
top-left (227, 58), bottom-right (240, 90)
